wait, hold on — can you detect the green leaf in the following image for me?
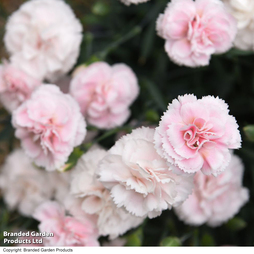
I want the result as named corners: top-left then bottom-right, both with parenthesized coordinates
top-left (82, 14), bottom-right (101, 25)
top-left (243, 125), bottom-right (254, 142)
top-left (125, 228), bottom-right (143, 246)
top-left (160, 237), bottom-right (181, 246)
top-left (142, 78), bottom-right (166, 111)
top-left (140, 22), bottom-right (155, 61)
top-left (145, 109), bottom-right (159, 122)
top-left (96, 26), bottom-right (142, 60)
top-left (58, 147), bottom-right (84, 172)
top-left (225, 217), bottom-right (247, 231)
top-left (85, 55), bottom-right (102, 66)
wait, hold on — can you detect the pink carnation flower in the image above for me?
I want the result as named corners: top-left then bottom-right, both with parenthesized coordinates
top-left (98, 127), bottom-right (194, 218)
top-left (0, 63), bottom-right (41, 112)
top-left (33, 201), bottom-right (99, 246)
top-left (69, 62), bottom-right (139, 129)
top-left (12, 85), bottom-right (86, 171)
top-left (154, 94), bottom-right (241, 175)
top-left (4, 0), bottom-right (83, 82)
top-left (174, 154), bottom-right (249, 226)
top-left (156, 0), bottom-right (237, 67)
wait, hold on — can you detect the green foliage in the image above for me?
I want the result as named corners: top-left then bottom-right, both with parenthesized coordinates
top-left (160, 237), bottom-right (181, 247)
top-left (125, 228), bottom-right (143, 246)
top-left (225, 217), bottom-right (247, 232)
top-left (243, 125), bottom-right (254, 142)
top-left (145, 109), bottom-right (159, 122)
top-left (201, 233), bottom-right (215, 246)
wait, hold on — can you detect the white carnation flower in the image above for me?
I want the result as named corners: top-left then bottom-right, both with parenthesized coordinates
top-left (0, 149), bottom-right (54, 216)
top-left (4, 0), bottom-right (83, 81)
top-left (98, 127), bottom-right (194, 219)
top-left (70, 148), bottom-right (144, 239)
top-left (48, 171), bottom-right (71, 204)
top-left (223, 0), bottom-right (254, 50)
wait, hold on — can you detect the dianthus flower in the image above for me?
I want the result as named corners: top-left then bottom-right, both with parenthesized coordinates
top-left (70, 148), bottom-right (144, 239)
top-left (156, 0), bottom-right (237, 67)
top-left (0, 149), bottom-right (54, 216)
top-left (4, 0), bottom-right (82, 81)
top-left (69, 62), bottom-right (139, 129)
top-left (0, 62), bottom-right (41, 112)
top-left (174, 154), bottom-right (249, 226)
top-left (12, 85), bottom-right (86, 171)
top-left (98, 127), bottom-right (194, 218)
top-left (223, 0), bottom-right (254, 50)
top-left (154, 94), bottom-right (241, 175)
top-left (33, 201), bottom-right (99, 246)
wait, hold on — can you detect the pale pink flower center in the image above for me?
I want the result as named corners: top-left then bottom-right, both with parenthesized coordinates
top-left (187, 14), bottom-right (213, 50)
top-left (197, 174), bottom-right (230, 200)
top-left (87, 81), bottom-right (113, 114)
top-left (31, 118), bottom-right (61, 155)
top-left (3, 73), bottom-right (28, 99)
top-left (181, 118), bottom-right (214, 150)
top-left (134, 161), bottom-right (171, 186)
top-left (27, 28), bottom-right (54, 54)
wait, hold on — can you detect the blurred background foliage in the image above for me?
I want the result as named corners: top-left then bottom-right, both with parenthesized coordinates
top-left (0, 0), bottom-right (254, 246)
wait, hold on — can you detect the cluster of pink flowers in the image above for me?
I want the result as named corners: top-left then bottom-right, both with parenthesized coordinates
top-left (120, 0), bottom-right (254, 62)
top-left (29, 98), bottom-right (247, 245)
top-left (0, 0), bottom-right (250, 248)
top-left (0, 0), bottom-right (142, 246)
top-left (98, 127), bottom-right (194, 218)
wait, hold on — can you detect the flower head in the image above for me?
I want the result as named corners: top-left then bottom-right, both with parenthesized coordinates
top-left (70, 148), bottom-right (144, 239)
top-left (0, 149), bottom-right (54, 216)
top-left (4, 0), bottom-right (83, 81)
top-left (223, 0), bottom-right (254, 50)
top-left (154, 94), bottom-right (241, 175)
top-left (174, 154), bottom-right (249, 226)
top-left (33, 201), bottom-right (99, 246)
top-left (12, 85), bottom-right (86, 171)
top-left (98, 127), bottom-right (194, 218)
top-left (70, 62), bottom-right (139, 129)
top-left (156, 0), bottom-right (237, 67)
top-left (0, 62), bottom-right (41, 112)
